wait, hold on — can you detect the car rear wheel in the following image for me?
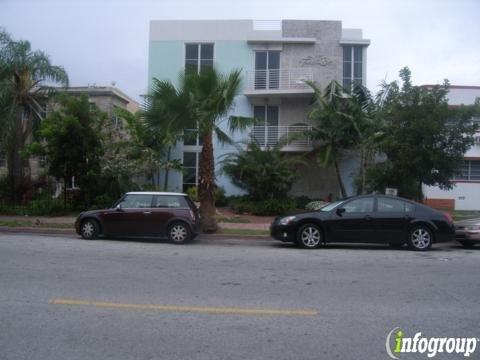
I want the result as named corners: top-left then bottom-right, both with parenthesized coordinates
top-left (296, 224), bottom-right (322, 249)
top-left (81, 219), bottom-right (99, 240)
top-left (168, 222), bottom-right (191, 244)
top-left (408, 226), bottom-right (432, 251)
top-left (458, 240), bottom-right (475, 248)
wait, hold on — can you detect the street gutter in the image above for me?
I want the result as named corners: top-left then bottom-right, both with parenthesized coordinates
top-left (0, 226), bottom-right (272, 241)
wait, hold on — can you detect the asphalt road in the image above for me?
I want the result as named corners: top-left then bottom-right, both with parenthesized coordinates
top-left (0, 234), bottom-right (479, 360)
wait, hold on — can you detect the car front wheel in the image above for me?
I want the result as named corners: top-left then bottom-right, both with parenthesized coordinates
top-left (81, 219), bottom-right (99, 240)
top-left (168, 222), bottom-right (191, 244)
top-left (296, 224), bottom-right (322, 249)
top-left (408, 226), bottom-right (432, 251)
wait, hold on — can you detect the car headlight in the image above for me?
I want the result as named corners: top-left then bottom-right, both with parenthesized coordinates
top-left (279, 216), bottom-right (297, 225)
top-left (465, 225), bottom-right (480, 231)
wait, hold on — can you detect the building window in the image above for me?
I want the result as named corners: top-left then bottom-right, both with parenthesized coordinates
top-left (453, 160), bottom-right (480, 181)
top-left (252, 105), bottom-right (279, 146)
top-left (343, 45), bottom-right (363, 90)
top-left (254, 51), bottom-right (280, 90)
top-left (182, 151), bottom-right (200, 192)
top-left (185, 43), bottom-right (214, 75)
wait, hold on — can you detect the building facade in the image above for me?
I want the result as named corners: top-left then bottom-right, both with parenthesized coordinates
top-left (423, 86), bottom-right (480, 210)
top-left (148, 19), bottom-right (370, 198)
top-left (0, 85), bottom-right (140, 180)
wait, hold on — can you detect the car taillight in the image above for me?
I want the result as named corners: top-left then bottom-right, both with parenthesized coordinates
top-left (443, 212), bottom-right (453, 225)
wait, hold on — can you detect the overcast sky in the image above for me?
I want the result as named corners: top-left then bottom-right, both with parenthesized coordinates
top-left (1, 0), bottom-right (479, 102)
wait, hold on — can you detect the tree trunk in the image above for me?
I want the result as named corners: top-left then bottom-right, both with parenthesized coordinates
top-left (333, 155), bottom-right (347, 198)
top-left (198, 131), bottom-right (218, 233)
top-left (417, 178), bottom-right (423, 203)
top-left (164, 146), bottom-right (171, 191)
top-left (8, 107), bottom-right (25, 205)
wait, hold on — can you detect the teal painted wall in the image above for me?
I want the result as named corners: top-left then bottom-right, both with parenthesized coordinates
top-left (148, 40), bottom-right (253, 195)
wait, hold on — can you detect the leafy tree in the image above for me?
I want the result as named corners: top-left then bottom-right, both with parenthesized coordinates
top-left (28, 94), bottom-right (103, 208)
top-left (366, 67), bottom-right (477, 200)
top-left (0, 28), bottom-right (68, 203)
top-left (221, 140), bottom-right (305, 200)
top-left (306, 80), bottom-right (360, 197)
top-left (143, 79), bottom-right (189, 189)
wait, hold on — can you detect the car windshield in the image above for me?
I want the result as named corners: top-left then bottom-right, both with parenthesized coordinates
top-left (319, 200), bottom-right (345, 212)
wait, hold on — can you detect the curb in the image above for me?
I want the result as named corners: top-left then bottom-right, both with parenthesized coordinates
top-left (0, 226), bottom-right (272, 241)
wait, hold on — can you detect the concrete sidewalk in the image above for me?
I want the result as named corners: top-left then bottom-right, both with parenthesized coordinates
top-left (0, 215), bottom-right (271, 230)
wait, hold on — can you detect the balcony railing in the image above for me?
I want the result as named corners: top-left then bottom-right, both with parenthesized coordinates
top-left (246, 68), bottom-right (314, 92)
top-left (251, 125), bottom-right (313, 150)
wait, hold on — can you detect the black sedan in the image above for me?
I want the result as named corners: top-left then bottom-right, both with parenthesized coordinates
top-left (270, 195), bottom-right (455, 251)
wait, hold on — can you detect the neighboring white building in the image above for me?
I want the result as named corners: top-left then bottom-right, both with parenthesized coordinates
top-left (423, 85), bottom-right (480, 210)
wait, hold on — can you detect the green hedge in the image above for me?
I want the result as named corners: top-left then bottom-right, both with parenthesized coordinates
top-left (228, 196), bottom-right (296, 216)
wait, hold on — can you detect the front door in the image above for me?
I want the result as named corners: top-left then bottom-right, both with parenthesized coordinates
top-left (329, 197), bottom-right (376, 242)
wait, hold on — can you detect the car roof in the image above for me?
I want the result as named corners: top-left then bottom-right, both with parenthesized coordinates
top-left (125, 192), bottom-right (187, 196)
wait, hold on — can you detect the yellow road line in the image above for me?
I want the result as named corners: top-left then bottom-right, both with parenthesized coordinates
top-left (50, 298), bottom-right (317, 317)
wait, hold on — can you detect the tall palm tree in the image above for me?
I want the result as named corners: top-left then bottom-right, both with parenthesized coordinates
top-left (182, 68), bottom-right (252, 232)
top-left (147, 68), bottom-right (250, 232)
top-left (306, 80), bottom-right (358, 198)
top-left (0, 29), bottom-right (68, 203)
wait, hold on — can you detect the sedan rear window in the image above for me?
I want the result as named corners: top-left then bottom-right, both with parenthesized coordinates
top-left (377, 197), bottom-right (414, 213)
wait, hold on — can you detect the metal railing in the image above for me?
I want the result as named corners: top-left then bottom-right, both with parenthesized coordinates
top-left (251, 125), bottom-right (312, 149)
top-left (246, 68), bottom-right (314, 91)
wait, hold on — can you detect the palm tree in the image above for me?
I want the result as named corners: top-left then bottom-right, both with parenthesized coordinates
top-left (221, 139), bottom-right (306, 201)
top-left (349, 83), bottom-right (385, 194)
top-left (147, 68), bottom-right (251, 232)
top-left (306, 80), bottom-right (358, 198)
top-left (0, 29), bottom-right (68, 203)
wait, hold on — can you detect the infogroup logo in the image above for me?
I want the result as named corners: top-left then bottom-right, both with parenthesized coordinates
top-left (385, 327), bottom-right (478, 359)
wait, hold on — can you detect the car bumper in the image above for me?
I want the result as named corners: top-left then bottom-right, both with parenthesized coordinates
top-left (455, 230), bottom-right (480, 242)
top-left (270, 224), bottom-right (297, 242)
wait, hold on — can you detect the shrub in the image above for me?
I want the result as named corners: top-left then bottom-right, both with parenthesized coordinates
top-left (215, 186), bottom-right (228, 206)
top-left (250, 198), bottom-right (296, 216)
top-left (305, 200), bottom-right (328, 211)
top-left (221, 141), bottom-right (305, 201)
top-left (294, 195), bottom-right (312, 209)
top-left (228, 196), bottom-right (296, 216)
top-left (228, 196), bottom-right (254, 214)
top-left (186, 186), bottom-right (197, 201)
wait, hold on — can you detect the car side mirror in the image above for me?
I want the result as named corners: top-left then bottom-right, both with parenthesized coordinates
top-left (336, 208), bottom-right (346, 216)
top-left (116, 204), bottom-right (123, 211)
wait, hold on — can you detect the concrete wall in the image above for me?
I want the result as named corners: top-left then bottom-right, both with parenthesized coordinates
top-left (282, 20), bottom-right (343, 89)
top-left (423, 183), bottom-right (480, 211)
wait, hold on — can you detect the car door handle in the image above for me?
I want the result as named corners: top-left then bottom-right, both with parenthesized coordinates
top-left (364, 215), bottom-right (372, 220)
top-left (404, 215), bottom-right (412, 220)
top-left (143, 211), bottom-right (152, 215)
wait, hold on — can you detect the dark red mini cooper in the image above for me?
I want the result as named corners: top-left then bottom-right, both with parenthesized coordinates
top-left (75, 192), bottom-right (200, 243)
